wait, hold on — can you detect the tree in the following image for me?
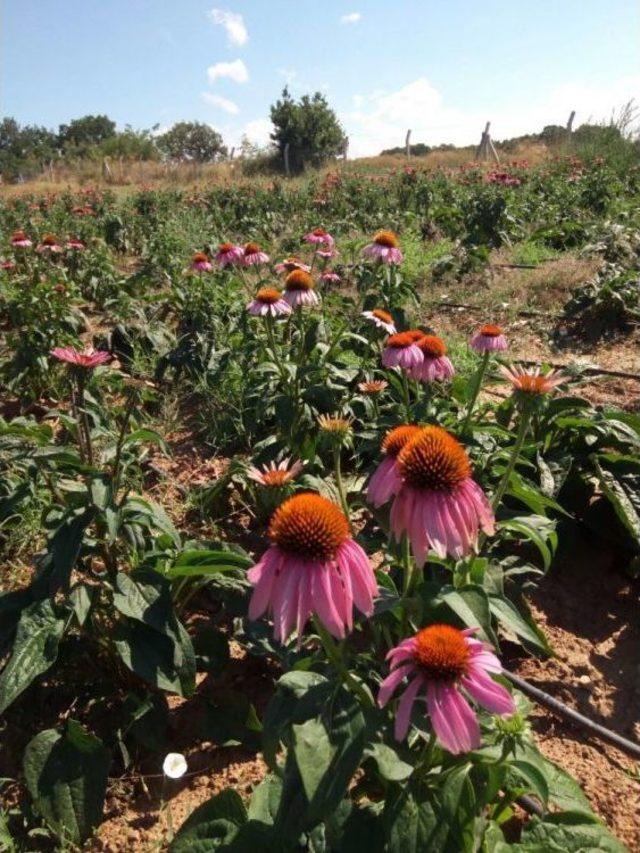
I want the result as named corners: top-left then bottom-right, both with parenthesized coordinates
top-left (156, 122), bottom-right (227, 162)
top-left (0, 118), bottom-right (58, 180)
top-left (270, 88), bottom-right (346, 172)
top-left (58, 115), bottom-right (116, 150)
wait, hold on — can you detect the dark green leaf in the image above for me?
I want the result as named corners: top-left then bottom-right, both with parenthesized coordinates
top-left (0, 599), bottom-right (66, 714)
top-left (23, 719), bottom-right (110, 844)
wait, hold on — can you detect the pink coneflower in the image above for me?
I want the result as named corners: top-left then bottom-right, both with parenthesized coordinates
top-left (362, 309), bottom-right (396, 335)
top-left (242, 241), bottom-right (270, 267)
top-left (409, 336), bottom-right (455, 383)
top-left (215, 241), bottom-right (244, 267)
top-left (274, 257), bottom-right (311, 274)
top-left (362, 230), bottom-right (403, 265)
top-left (247, 287), bottom-right (292, 317)
top-left (378, 623), bottom-right (515, 750)
top-left (320, 271), bottom-right (341, 284)
top-left (316, 248), bottom-right (339, 259)
top-left (367, 424), bottom-right (423, 508)
top-left (303, 227), bottom-right (334, 247)
top-left (1, 260), bottom-right (15, 270)
top-left (248, 493), bottom-right (377, 642)
top-left (358, 379), bottom-right (388, 395)
top-left (50, 345), bottom-right (112, 370)
top-left (37, 234), bottom-right (62, 254)
top-left (247, 458), bottom-right (304, 487)
top-left (66, 238), bottom-right (86, 251)
top-left (499, 364), bottom-right (566, 397)
top-left (390, 426), bottom-right (494, 564)
top-left (11, 230), bottom-right (32, 248)
top-left (283, 269), bottom-right (319, 308)
top-left (470, 324), bottom-right (508, 353)
top-left (191, 251), bottom-right (212, 272)
top-left (381, 331), bottom-right (424, 370)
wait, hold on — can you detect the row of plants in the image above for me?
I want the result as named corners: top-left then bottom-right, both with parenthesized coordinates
top-left (0, 170), bottom-right (638, 849)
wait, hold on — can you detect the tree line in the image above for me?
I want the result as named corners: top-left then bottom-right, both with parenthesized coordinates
top-left (0, 88), bottom-right (347, 181)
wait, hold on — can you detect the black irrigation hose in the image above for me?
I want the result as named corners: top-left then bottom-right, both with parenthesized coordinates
top-left (504, 670), bottom-right (640, 761)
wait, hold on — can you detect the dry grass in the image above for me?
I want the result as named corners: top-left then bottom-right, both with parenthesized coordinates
top-left (0, 142), bottom-right (556, 198)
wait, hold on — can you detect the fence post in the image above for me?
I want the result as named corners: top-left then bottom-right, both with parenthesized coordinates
top-left (405, 129), bottom-right (412, 160)
top-left (566, 110), bottom-right (576, 141)
top-left (476, 122), bottom-right (500, 163)
top-left (343, 137), bottom-right (349, 161)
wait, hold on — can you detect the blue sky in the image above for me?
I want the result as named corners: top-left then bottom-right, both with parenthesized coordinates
top-left (3, 0), bottom-right (639, 155)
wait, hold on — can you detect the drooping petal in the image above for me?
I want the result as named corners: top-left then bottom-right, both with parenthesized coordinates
top-left (378, 664), bottom-right (415, 707)
top-left (394, 675), bottom-right (424, 741)
top-left (462, 669), bottom-right (515, 716)
top-left (426, 682), bottom-right (480, 754)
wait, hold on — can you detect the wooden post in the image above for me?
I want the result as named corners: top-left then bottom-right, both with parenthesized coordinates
top-left (476, 122), bottom-right (500, 163)
top-left (229, 147), bottom-right (235, 160)
top-left (343, 137), bottom-right (349, 160)
top-left (283, 142), bottom-right (291, 177)
top-left (566, 110), bottom-right (576, 141)
top-left (405, 129), bottom-right (412, 159)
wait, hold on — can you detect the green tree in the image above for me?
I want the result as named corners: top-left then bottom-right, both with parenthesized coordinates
top-left (156, 121), bottom-right (227, 162)
top-left (270, 88), bottom-right (346, 173)
top-left (0, 118), bottom-right (58, 180)
top-left (58, 115), bottom-right (116, 151)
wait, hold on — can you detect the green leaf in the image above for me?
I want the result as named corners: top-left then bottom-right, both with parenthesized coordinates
top-left (69, 584), bottom-right (96, 626)
top-left (439, 585), bottom-right (498, 645)
top-left (488, 594), bottom-right (552, 656)
top-left (262, 671), bottom-right (328, 769)
top-left (364, 742), bottom-right (413, 782)
top-left (593, 457), bottom-right (640, 549)
top-left (0, 599), bottom-right (66, 714)
top-left (294, 684), bottom-right (365, 821)
top-left (124, 428), bottom-right (170, 455)
top-left (193, 627), bottom-right (230, 674)
top-left (201, 690), bottom-right (262, 749)
top-left (497, 515), bottom-right (557, 571)
top-left (247, 774), bottom-right (282, 826)
top-left (114, 618), bottom-right (193, 697)
top-left (382, 784), bottom-right (440, 852)
top-left (23, 720), bottom-right (110, 844)
top-left (49, 509), bottom-right (95, 593)
top-left (520, 812), bottom-right (626, 852)
top-left (170, 789), bottom-right (247, 852)
top-left (166, 549), bottom-right (252, 579)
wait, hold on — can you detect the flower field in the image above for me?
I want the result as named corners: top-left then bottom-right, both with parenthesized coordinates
top-left (1, 154), bottom-right (639, 851)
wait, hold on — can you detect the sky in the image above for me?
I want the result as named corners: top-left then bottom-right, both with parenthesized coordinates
top-left (2, 0), bottom-right (639, 157)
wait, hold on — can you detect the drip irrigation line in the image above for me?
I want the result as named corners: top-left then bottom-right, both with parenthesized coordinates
top-left (518, 359), bottom-right (640, 382)
top-left (504, 670), bottom-right (640, 761)
top-left (436, 301), bottom-right (547, 319)
top-left (516, 794), bottom-right (545, 817)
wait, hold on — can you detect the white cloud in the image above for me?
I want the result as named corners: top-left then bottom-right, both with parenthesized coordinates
top-left (206, 59), bottom-right (248, 84)
top-left (343, 75), bottom-right (640, 157)
top-left (207, 8), bottom-right (248, 46)
top-left (340, 12), bottom-right (361, 24)
top-left (201, 92), bottom-right (240, 115)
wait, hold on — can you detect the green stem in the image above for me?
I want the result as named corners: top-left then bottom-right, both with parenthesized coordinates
top-left (401, 371), bottom-right (412, 421)
top-left (401, 534), bottom-right (414, 597)
top-left (462, 351), bottom-right (491, 434)
top-left (111, 391), bottom-right (137, 497)
top-left (333, 445), bottom-right (351, 528)
top-left (414, 733), bottom-right (437, 777)
top-left (491, 408), bottom-right (533, 511)
top-left (312, 616), bottom-right (374, 708)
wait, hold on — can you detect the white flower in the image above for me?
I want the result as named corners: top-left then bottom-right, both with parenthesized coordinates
top-left (163, 752), bottom-right (187, 779)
